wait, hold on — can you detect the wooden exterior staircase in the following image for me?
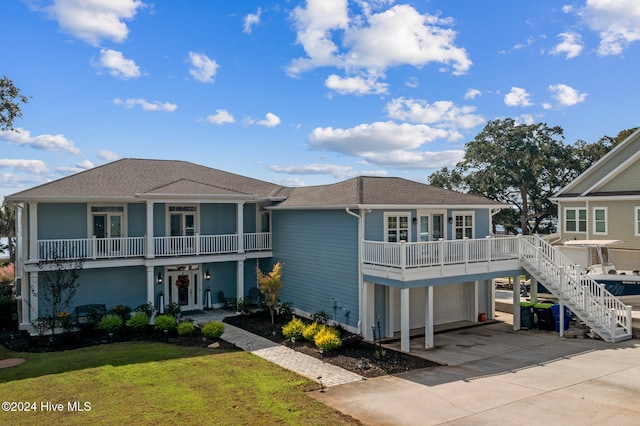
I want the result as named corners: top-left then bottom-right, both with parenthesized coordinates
top-left (519, 235), bottom-right (633, 343)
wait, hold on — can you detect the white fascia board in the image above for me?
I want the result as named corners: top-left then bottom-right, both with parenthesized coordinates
top-left (268, 203), bottom-right (509, 211)
top-left (551, 194), bottom-right (640, 203)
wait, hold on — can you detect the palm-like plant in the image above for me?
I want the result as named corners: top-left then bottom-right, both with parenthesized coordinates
top-left (0, 202), bottom-right (16, 263)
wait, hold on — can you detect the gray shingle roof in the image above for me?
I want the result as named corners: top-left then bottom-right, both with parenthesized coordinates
top-left (275, 176), bottom-right (505, 208)
top-left (6, 158), bottom-right (284, 200)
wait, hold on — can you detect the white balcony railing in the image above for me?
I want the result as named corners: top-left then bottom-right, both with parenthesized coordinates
top-left (36, 232), bottom-right (272, 261)
top-left (362, 236), bottom-right (520, 270)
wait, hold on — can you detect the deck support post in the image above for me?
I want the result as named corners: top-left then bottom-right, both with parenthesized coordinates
top-left (425, 286), bottom-right (434, 349)
top-left (512, 275), bottom-right (521, 331)
top-left (400, 288), bottom-right (410, 353)
top-left (236, 259), bottom-right (245, 309)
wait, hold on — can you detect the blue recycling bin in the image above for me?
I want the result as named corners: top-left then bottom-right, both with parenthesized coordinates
top-left (551, 304), bottom-right (573, 332)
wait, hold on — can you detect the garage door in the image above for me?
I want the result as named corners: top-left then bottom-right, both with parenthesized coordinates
top-left (433, 283), bottom-right (469, 325)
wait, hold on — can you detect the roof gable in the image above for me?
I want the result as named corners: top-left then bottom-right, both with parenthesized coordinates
top-left (556, 128), bottom-right (640, 197)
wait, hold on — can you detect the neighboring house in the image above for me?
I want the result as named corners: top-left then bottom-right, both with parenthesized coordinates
top-left (8, 158), bottom-right (541, 350)
top-left (551, 128), bottom-right (640, 269)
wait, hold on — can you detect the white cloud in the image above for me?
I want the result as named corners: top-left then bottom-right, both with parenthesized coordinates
top-left (515, 114), bottom-right (535, 125)
top-left (113, 98), bottom-right (177, 112)
top-left (0, 128), bottom-right (81, 155)
top-left (97, 149), bottom-right (120, 161)
top-left (0, 173), bottom-right (46, 188)
top-left (243, 7), bottom-right (261, 34)
top-left (56, 160), bottom-right (94, 174)
top-left (273, 176), bottom-right (306, 187)
top-left (550, 32), bottom-right (583, 59)
top-left (504, 87), bottom-right (533, 107)
top-left (325, 74), bottom-right (388, 95)
top-left (206, 109), bottom-right (235, 125)
top-left (269, 163), bottom-right (355, 179)
top-left (257, 113), bottom-right (281, 128)
top-left (288, 2), bottom-right (471, 83)
top-left (188, 52), bottom-right (219, 83)
top-left (464, 88), bottom-right (481, 100)
top-left (307, 120), bottom-right (462, 169)
top-left (40, 0), bottom-right (144, 45)
top-left (580, 0), bottom-right (640, 55)
top-left (0, 158), bottom-right (49, 174)
top-left (386, 97), bottom-right (485, 129)
top-left (548, 84), bottom-right (587, 106)
top-left (94, 49), bottom-right (141, 79)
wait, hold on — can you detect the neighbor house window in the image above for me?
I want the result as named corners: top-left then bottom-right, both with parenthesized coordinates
top-left (635, 207), bottom-right (640, 237)
top-left (564, 208), bottom-right (586, 233)
top-left (385, 213), bottom-right (410, 242)
top-left (593, 207), bottom-right (607, 235)
top-left (453, 212), bottom-right (474, 239)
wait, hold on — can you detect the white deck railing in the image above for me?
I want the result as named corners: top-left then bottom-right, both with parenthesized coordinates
top-left (362, 236), bottom-right (520, 270)
top-left (36, 232), bottom-right (272, 261)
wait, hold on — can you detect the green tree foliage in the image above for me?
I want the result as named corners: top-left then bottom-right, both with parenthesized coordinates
top-left (0, 76), bottom-right (30, 131)
top-left (428, 119), bottom-right (635, 235)
top-left (257, 262), bottom-right (284, 325)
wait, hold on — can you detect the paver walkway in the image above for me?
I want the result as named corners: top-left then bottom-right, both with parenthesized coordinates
top-left (191, 310), bottom-right (363, 387)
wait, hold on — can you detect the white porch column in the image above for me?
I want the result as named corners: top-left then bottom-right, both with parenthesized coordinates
top-left (362, 282), bottom-right (375, 341)
top-left (386, 287), bottom-right (395, 338)
top-left (425, 286), bottom-right (434, 349)
top-left (146, 266), bottom-right (155, 305)
top-left (512, 275), bottom-right (521, 331)
top-left (236, 260), bottom-right (245, 304)
top-left (28, 202), bottom-right (38, 262)
top-left (400, 287), bottom-right (410, 353)
top-left (488, 279), bottom-right (496, 320)
top-left (146, 201), bottom-right (155, 258)
top-left (237, 202), bottom-right (245, 253)
top-left (15, 203), bottom-right (23, 278)
top-left (29, 272), bottom-right (38, 323)
top-left (472, 280), bottom-right (479, 322)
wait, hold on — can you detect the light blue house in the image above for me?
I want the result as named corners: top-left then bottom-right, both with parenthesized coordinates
top-left (10, 158), bottom-right (630, 350)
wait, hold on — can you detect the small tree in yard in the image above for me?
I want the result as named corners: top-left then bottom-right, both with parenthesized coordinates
top-left (256, 262), bottom-right (284, 325)
top-left (36, 252), bottom-right (84, 335)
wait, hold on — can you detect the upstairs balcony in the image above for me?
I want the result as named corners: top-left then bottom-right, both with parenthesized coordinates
top-left (362, 236), bottom-right (522, 281)
top-left (34, 232), bottom-right (272, 262)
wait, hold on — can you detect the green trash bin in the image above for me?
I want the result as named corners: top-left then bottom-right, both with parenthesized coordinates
top-left (534, 303), bottom-right (555, 331)
top-left (520, 302), bottom-right (535, 329)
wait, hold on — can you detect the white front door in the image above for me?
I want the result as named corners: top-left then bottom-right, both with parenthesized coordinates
top-left (166, 267), bottom-right (200, 311)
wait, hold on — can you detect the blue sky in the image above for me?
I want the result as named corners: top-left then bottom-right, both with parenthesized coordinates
top-left (2, 0), bottom-right (640, 199)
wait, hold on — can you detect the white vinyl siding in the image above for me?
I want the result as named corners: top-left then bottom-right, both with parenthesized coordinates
top-left (565, 208), bottom-right (586, 233)
top-left (593, 207), bottom-right (607, 235)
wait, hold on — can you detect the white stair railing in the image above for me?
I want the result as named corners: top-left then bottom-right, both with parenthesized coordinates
top-left (518, 235), bottom-right (632, 342)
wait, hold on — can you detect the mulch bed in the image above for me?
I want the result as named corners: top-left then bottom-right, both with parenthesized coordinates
top-left (224, 311), bottom-right (441, 378)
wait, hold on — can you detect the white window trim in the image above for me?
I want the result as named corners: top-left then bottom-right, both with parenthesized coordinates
top-left (635, 207), bottom-right (640, 237)
top-left (564, 207), bottom-right (586, 234)
top-left (592, 207), bottom-right (607, 235)
top-left (452, 211), bottom-right (475, 239)
top-left (87, 204), bottom-right (127, 238)
top-left (384, 211), bottom-right (411, 242)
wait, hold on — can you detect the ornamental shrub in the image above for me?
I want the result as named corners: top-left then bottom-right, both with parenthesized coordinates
top-left (98, 314), bottom-right (123, 334)
top-left (314, 326), bottom-right (342, 351)
top-left (153, 314), bottom-right (177, 332)
top-left (177, 321), bottom-right (196, 337)
top-left (127, 311), bottom-right (149, 333)
top-left (135, 302), bottom-right (154, 317)
top-left (111, 305), bottom-right (132, 322)
top-left (282, 317), bottom-right (305, 340)
top-left (302, 321), bottom-right (323, 342)
top-left (202, 320), bottom-right (224, 339)
top-left (165, 302), bottom-right (181, 318)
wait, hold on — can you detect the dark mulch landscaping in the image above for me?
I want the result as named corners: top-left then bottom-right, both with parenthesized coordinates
top-left (223, 311), bottom-right (441, 378)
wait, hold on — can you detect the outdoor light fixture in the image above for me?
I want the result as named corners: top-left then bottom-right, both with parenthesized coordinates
top-left (157, 272), bottom-right (163, 284)
top-left (412, 217), bottom-right (418, 225)
top-left (205, 269), bottom-right (211, 280)
top-left (448, 217), bottom-right (453, 224)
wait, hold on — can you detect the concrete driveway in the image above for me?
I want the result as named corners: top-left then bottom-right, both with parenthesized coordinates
top-left (311, 314), bottom-right (640, 425)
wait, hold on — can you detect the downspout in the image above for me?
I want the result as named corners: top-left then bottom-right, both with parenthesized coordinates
top-left (345, 208), bottom-right (363, 334)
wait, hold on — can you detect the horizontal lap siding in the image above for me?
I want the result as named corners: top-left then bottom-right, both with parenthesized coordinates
top-left (272, 210), bottom-right (359, 326)
top-left (38, 203), bottom-right (87, 239)
top-left (128, 203), bottom-right (146, 237)
top-left (200, 204), bottom-right (236, 235)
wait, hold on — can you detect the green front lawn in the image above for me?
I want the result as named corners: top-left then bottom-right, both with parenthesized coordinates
top-left (0, 342), bottom-right (360, 425)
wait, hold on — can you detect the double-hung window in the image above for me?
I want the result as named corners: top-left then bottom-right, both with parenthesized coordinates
top-left (564, 208), bottom-right (586, 233)
top-left (593, 207), bottom-right (607, 235)
top-left (453, 212), bottom-right (474, 239)
top-left (385, 213), bottom-right (410, 242)
top-left (636, 207), bottom-right (640, 237)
